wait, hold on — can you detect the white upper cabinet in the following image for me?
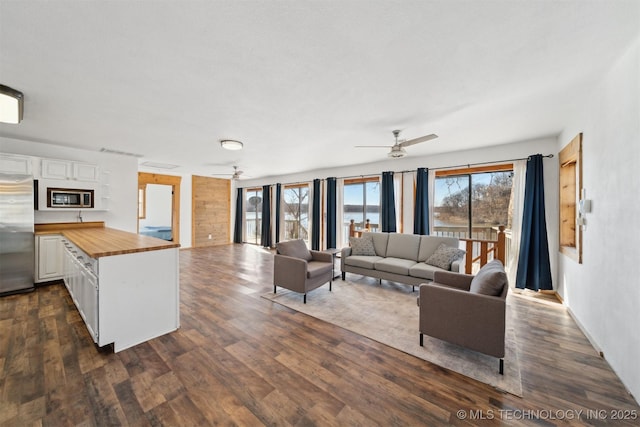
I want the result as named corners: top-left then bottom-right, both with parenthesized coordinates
top-left (41, 159), bottom-right (99, 181)
top-left (0, 153), bottom-right (33, 175)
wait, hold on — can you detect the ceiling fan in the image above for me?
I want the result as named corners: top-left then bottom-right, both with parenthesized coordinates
top-left (211, 165), bottom-right (246, 180)
top-left (355, 130), bottom-right (438, 158)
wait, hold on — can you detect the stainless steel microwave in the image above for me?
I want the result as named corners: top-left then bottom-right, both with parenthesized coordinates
top-left (46, 188), bottom-right (94, 208)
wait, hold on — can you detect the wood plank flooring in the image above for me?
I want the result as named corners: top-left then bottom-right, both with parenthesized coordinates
top-left (1, 244), bottom-right (638, 426)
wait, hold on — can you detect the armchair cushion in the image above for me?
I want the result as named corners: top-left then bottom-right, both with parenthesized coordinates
top-left (469, 259), bottom-right (508, 296)
top-left (276, 239), bottom-right (312, 261)
top-left (306, 260), bottom-right (333, 278)
top-left (425, 243), bottom-right (466, 270)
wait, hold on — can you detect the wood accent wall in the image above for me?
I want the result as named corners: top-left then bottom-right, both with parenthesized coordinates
top-left (192, 175), bottom-right (231, 247)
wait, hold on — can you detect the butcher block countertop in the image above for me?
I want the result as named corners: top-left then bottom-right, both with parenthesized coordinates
top-left (35, 222), bottom-right (180, 258)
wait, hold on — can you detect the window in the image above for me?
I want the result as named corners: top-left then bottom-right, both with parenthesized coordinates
top-left (559, 133), bottom-right (582, 263)
top-left (434, 165), bottom-right (513, 241)
top-left (283, 184), bottom-right (309, 242)
top-left (245, 188), bottom-right (263, 245)
top-left (343, 178), bottom-right (380, 234)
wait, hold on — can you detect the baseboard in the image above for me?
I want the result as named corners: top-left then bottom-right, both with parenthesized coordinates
top-left (565, 306), bottom-right (604, 358)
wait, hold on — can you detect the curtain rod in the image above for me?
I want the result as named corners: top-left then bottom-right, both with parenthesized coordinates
top-left (242, 154), bottom-right (554, 188)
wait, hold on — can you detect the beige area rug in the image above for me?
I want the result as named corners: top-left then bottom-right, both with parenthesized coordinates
top-left (262, 277), bottom-right (523, 397)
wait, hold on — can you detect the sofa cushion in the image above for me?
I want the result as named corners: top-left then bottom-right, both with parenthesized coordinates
top-left (418, 236), bottom-right (460, 262)
top-left (409, 262), bottom-right (444, 280)
top-left (374, 257), bottom-right (417, 275)
top-left (385, 233), bottom-right (421, 261)
top-left (344, 255), bottom-right (384, 269)
top-left (425, 243), bottom-right (466, 270)
top-left (277, 239), bottom-right (312, 261)
top-left (349, 235), bottom-right (376, 256)
top-left (469, 259), bottom-right (507, 296)
top-left (306, 260), bottom-right (332, 278)
top-left (362, 232), bottom-right (389, 257)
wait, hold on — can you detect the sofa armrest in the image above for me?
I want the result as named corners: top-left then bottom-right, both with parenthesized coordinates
top-left (309, 250), bottom-right (332, 263)
top-left (274, 254), bottom-right (308, 291)
top-left (433, 270), bottom-right (473, 291)
top-left (451, 258), bottom-right (464, 273)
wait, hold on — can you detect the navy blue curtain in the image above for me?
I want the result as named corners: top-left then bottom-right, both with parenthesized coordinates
top-left (414, 167), bottom-right (429, 235)
top-left (275, 183), bottom-right (282, 244)
top-left (326, 177), bottom-right (337, 249)
top-left (261, 185), bottom-right (272, 248)
top-left (311, 179), bottom-right (321, 250)
top-left (516, 154), bottom-right (553, 290)
top-left (381, 172), bottom-right (397, 232)
top-left (233, 187), bottom-right (243, 243)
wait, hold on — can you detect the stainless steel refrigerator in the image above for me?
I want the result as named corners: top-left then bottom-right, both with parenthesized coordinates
top-left (0, 173), bottom-right (35, 296)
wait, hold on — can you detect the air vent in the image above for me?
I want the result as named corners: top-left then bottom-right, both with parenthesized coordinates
top-left (100, 148), bottom-right (144, 157)
top-left (140, 161), bottom-right (180, 169)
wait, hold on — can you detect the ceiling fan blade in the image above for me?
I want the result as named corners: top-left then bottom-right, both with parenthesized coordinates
top-left (398, 134), bottom-right (438, 148)
top-left (354, 145), bottom-right (394, 148)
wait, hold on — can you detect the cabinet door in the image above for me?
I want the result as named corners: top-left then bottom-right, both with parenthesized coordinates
top-left (36, 235), bottom-right (64, 282)
top-left (73, 163), bottom-right (99, 181)
top-left (41, 159), bottom-right (72, 180)
top-left (83, 270), bottom-right (99, 343)
top-left (0, 154), bottom-right (32, 174)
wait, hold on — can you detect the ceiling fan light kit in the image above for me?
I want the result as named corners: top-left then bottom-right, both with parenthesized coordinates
top-left (220, 139), bottom-right (243, 150)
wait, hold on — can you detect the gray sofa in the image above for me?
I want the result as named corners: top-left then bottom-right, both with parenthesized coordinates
top-left (340, 232), bottom-right (464, 290)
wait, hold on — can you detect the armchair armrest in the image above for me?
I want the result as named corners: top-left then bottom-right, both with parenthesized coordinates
top-left (419, 283), bottom-right (506, 358)
top-left (274, 254), bottom-right (308, 293)
top-left (309, 250), bottom-right (332, 263)
top-left (433, 270), bottom-right (473, 291)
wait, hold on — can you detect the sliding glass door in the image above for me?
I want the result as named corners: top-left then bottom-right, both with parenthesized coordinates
top-left (245, 188), bottom-right (263, 245)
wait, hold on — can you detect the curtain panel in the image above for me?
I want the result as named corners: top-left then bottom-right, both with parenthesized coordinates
top-left (233, 187), bottom-right (243, 243)
top-left (507, 160), bottom-right (526, 286)
top-left (326, 177), bottom-right (337, 249)
top-left (516, 154), bottom-right (553, 291)
top-left (414, 167), bottom-right (429, 235)
top-left (260, 185), bottom-right (272, 248)
top-left (381, 171), bottom-right (397, 232)
top-left (311, 179), bottom-right (321, 250)
top-left (275, 183), bottom-right (282, 244)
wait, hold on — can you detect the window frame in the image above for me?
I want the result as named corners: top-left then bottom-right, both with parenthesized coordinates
top-left (283, 183), bottom-right (310, 242)
top-left (434, 164), bottom-right (514, 238)
top-left (343, 176), bottom-right (381, 231)
top-left (559, 133), bottom-right (583, 263)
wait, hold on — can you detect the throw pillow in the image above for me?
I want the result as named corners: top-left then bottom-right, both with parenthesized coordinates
top-left (469, 259), bottom-right (507, 296)
top-left (349, 235), bottom-right (376, 256)
top-left (425, 243), bottom-right (466, 270)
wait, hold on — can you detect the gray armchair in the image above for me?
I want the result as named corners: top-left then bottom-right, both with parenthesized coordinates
top-left (273, 239), bottom-right (333, 303)
top-left (418, 260), bottom-right (509, 374)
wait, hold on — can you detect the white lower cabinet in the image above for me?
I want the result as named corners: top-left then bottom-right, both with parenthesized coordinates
top-left (35, 234), bottom-right (64, 282)
top-left (61, 235), bottom-right (179, 352)
top-left (62, 239), bottom-right (99, 343)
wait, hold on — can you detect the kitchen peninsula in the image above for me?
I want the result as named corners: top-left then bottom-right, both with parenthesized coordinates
top-left (35, 222), bottom-right (180, 352)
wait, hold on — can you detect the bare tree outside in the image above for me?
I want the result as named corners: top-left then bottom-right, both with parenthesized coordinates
top-left (284, 186), bottom-right (309, 241)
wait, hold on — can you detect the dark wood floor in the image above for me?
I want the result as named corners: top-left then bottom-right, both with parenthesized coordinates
top-left (1, 244), bottom-right (638, 426)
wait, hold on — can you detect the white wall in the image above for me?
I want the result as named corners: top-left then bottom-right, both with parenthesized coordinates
top-left (558, 37), bottom-right (640, 402)
top-left (0, 137), bottom-right (138, 232)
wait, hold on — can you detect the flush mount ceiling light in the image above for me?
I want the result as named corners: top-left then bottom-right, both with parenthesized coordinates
top-left (0, 84), bottom-right (24, 124)
top-left (220, 139), bottom-right (243, 151)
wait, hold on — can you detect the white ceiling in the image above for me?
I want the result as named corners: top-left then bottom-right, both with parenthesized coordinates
top-left (1, 1), bottom-right (638, 180)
